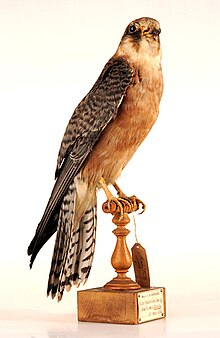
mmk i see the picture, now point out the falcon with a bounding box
[28,17,163,301]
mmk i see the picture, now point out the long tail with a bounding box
[47,182,97,301]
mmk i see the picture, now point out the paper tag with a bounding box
[131,243,150,288]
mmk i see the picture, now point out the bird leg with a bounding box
[113,182,146,214]
[99,177,131,218]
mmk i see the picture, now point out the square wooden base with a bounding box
[77,287,166,325]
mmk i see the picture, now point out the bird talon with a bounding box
[113,186,146,214]
[103,197,124,217]
[112,197,124,218]
[118,197,133,212]
[138,205,145,215]
[131,196,146,214]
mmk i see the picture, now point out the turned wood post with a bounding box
[102,202,140,290]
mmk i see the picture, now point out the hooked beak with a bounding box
[151,28,161,37]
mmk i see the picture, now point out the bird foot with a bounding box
[99,177,146,217]
[117,193,146,214]
[113,182,146,214]
[104,196,127,219]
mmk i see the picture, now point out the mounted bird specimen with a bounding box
[28,17,163,301]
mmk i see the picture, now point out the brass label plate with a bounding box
[138,288,165,323]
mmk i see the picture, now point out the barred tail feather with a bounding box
[47,182,97,301]
[71,206,97,286]
[47,183,76,298]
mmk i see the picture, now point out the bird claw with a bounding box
[100,178,146,217]
[109,197,123,214]
[104,196,125,219]
[118,194,146,214]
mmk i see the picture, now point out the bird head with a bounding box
[124,17,161,42]
[117,17,161,60]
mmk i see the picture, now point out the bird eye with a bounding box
[129,25,136,33]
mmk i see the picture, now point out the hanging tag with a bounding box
[131,243,150,288]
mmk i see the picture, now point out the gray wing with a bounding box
[28,57,133,265]
[55,57,133,177]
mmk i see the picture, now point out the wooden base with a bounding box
[77,287,166,325]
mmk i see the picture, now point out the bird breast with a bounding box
[82,60,163,187]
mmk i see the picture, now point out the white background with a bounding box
[0,0,220,337]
